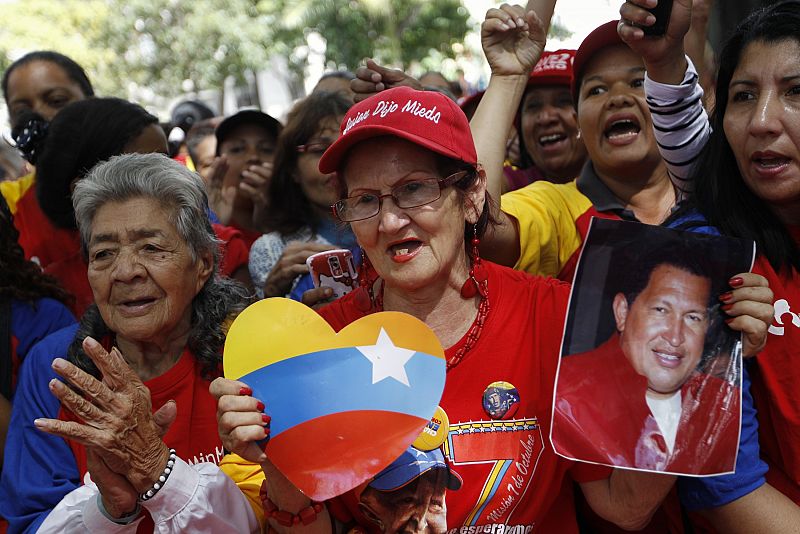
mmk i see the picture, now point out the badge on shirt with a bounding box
[483,381,520,420]
[413,406,450,451]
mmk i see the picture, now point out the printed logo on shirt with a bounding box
[448,524,534,534]
[768,298,800,336]
[443,418,543,527]
[187,444,226,466]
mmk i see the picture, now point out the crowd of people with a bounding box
[0,0,798,532]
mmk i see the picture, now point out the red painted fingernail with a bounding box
[256,401,265,412]
[725,318,734,324]
[730,277,744,287]
[262,414,271,424]
[721,303,733,312]
[239,386,252,396]
[719,291,733,302]
[264,427,271,437]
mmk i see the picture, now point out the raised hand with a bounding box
[618,0,693,83]
[351,59,422,103]
[481,4,547,77]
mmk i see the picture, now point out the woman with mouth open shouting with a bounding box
[472,16,682,281]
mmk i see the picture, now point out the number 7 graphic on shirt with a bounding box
[443,419,544,525]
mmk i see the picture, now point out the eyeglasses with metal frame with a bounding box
[332,170,471,223]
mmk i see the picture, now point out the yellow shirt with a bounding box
[219,454,267,528]
[0,172,35,214]
[500,180,593,277]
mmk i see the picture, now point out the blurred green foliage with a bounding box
[0,0,470,100]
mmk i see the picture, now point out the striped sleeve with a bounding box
[644,56,710,199]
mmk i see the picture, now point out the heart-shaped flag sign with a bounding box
[224,298,446,501]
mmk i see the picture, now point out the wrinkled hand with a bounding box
[88,449,139,519]
[351,59,422,103]
[721,273,774,358]
[210,378,269,464]
[301,286,335,310]
[481,4,547,77]
[263,241,337,297]
[34,337,171,493]
[86,399,177,518]
[618,0,693,80]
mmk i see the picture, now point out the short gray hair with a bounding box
[73,152,219,265]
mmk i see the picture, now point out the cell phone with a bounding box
[642,0,673,37]
[306,249,359,299]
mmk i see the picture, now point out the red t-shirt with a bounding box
[751,253,800,502]
[13,184,81,268]
[320,261,610,533]
[61,348,222,533]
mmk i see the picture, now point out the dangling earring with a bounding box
[461,223,488,299]
[355,247,376,312]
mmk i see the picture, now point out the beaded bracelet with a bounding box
[260,480,325,527]
[139,448,177,502]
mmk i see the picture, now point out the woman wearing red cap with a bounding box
[33,6,684,534]
[473,17,688,278]
[509,49,587,189]
[201,7,687,534]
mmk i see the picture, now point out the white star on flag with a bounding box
[356,328,416,387]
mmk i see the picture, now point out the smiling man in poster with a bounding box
[551,220,754,475]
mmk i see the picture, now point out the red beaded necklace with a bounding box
[372,277,490,371]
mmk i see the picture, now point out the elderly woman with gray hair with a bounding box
[0,152,252,532]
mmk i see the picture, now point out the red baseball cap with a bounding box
[528,49,575,88]
[318,86,477,174]
[571,20,624,102]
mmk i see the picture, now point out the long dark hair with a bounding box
[0,196,71,305]
[26,97,159,229]
[263,91,352,235]
[691,0,800,272]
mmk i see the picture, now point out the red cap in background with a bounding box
[528,49,575,88]
[571,20,624,102]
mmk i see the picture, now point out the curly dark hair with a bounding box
[0,196,71,304]
[30,97,159,229]
[65,277,251,381]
